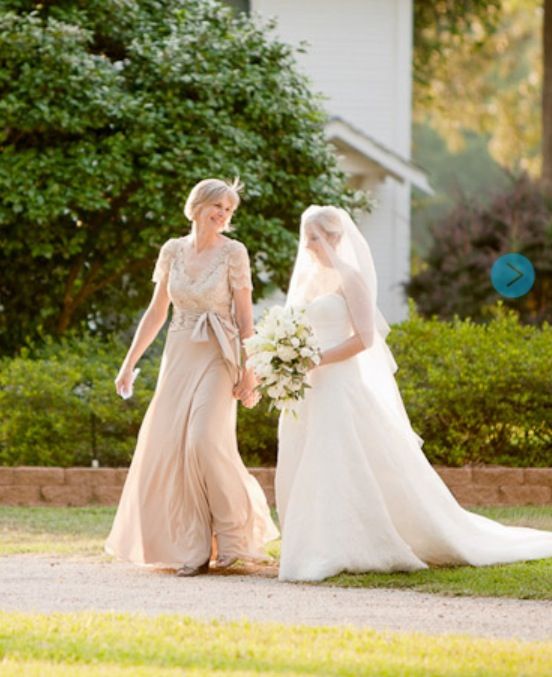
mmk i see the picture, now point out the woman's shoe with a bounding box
[176,559,210,577]
[214,555,238,569]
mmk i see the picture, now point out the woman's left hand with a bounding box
[233,368,260,408]
[240,390,261,409]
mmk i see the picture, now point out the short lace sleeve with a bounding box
[228,241,253,292]
[152,238,178,283]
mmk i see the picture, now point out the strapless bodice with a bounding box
[306,293,354,351]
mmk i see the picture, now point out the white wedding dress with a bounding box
[276,293,552,582]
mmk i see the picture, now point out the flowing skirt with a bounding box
[276,356,552,582]
[106,326,279,569]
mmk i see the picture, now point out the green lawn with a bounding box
[0,506,114,556]
[327,557,552,599]
[0,612,550,676]
[326,507,552,599]
[473,506,552,531]
[1,505,552,599]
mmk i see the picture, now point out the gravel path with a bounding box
[1,555,551,642]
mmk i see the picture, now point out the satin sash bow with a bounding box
[190,311,241,376]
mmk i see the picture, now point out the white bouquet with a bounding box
[244,305,321,413]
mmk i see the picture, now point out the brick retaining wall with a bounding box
[0,465,551,508]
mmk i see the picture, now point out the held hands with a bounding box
[233,367,260,409]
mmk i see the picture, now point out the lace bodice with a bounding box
[152,235,252,322]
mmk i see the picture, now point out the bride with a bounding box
[275,205,552,582]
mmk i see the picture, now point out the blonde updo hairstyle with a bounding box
[184,177,243,232]
[301,205,344,245]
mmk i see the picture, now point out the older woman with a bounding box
[106,178,278,576]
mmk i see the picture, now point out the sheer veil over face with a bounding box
[286,205,423,447]
[286,205,390,348]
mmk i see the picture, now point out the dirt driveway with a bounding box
[1,555,551,642]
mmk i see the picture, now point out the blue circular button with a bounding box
[491,254,535,298]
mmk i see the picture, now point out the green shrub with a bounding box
[0,330,277,467]
[0,333,161,467]
[388,302,552,466]
[1,305,550,468]
[406,175,552,324]
[237,398,279,467]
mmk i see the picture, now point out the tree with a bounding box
[414,0,502,91]
[405,175,552,324]
[414,0,552,192]
[414,1,542,175]
[0,0,357,354]
[543,0,552,193]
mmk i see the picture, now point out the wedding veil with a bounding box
[286,205,423,447]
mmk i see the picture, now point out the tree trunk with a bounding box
[543,0,552,195]
[56,256,151,335]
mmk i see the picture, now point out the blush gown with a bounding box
[106,235,279,569]
[276,293,552,582]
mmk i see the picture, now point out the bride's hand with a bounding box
[114,365,134,397]
[307,351,324,371]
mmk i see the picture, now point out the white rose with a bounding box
[279,375,293,390]
[260,308,284,335]
[277,345,298,362]
[267,383,285,399]
[266,306,285,324]
[282,319,296,335]
[276,322,294,341]
[247,352,269,367]
[263,372,278,386]
[244,335,272,354]
[255,362,274,379]
[306,335,319,349]
[259,321,276,338]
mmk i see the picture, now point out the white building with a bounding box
[248,0,432,323]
